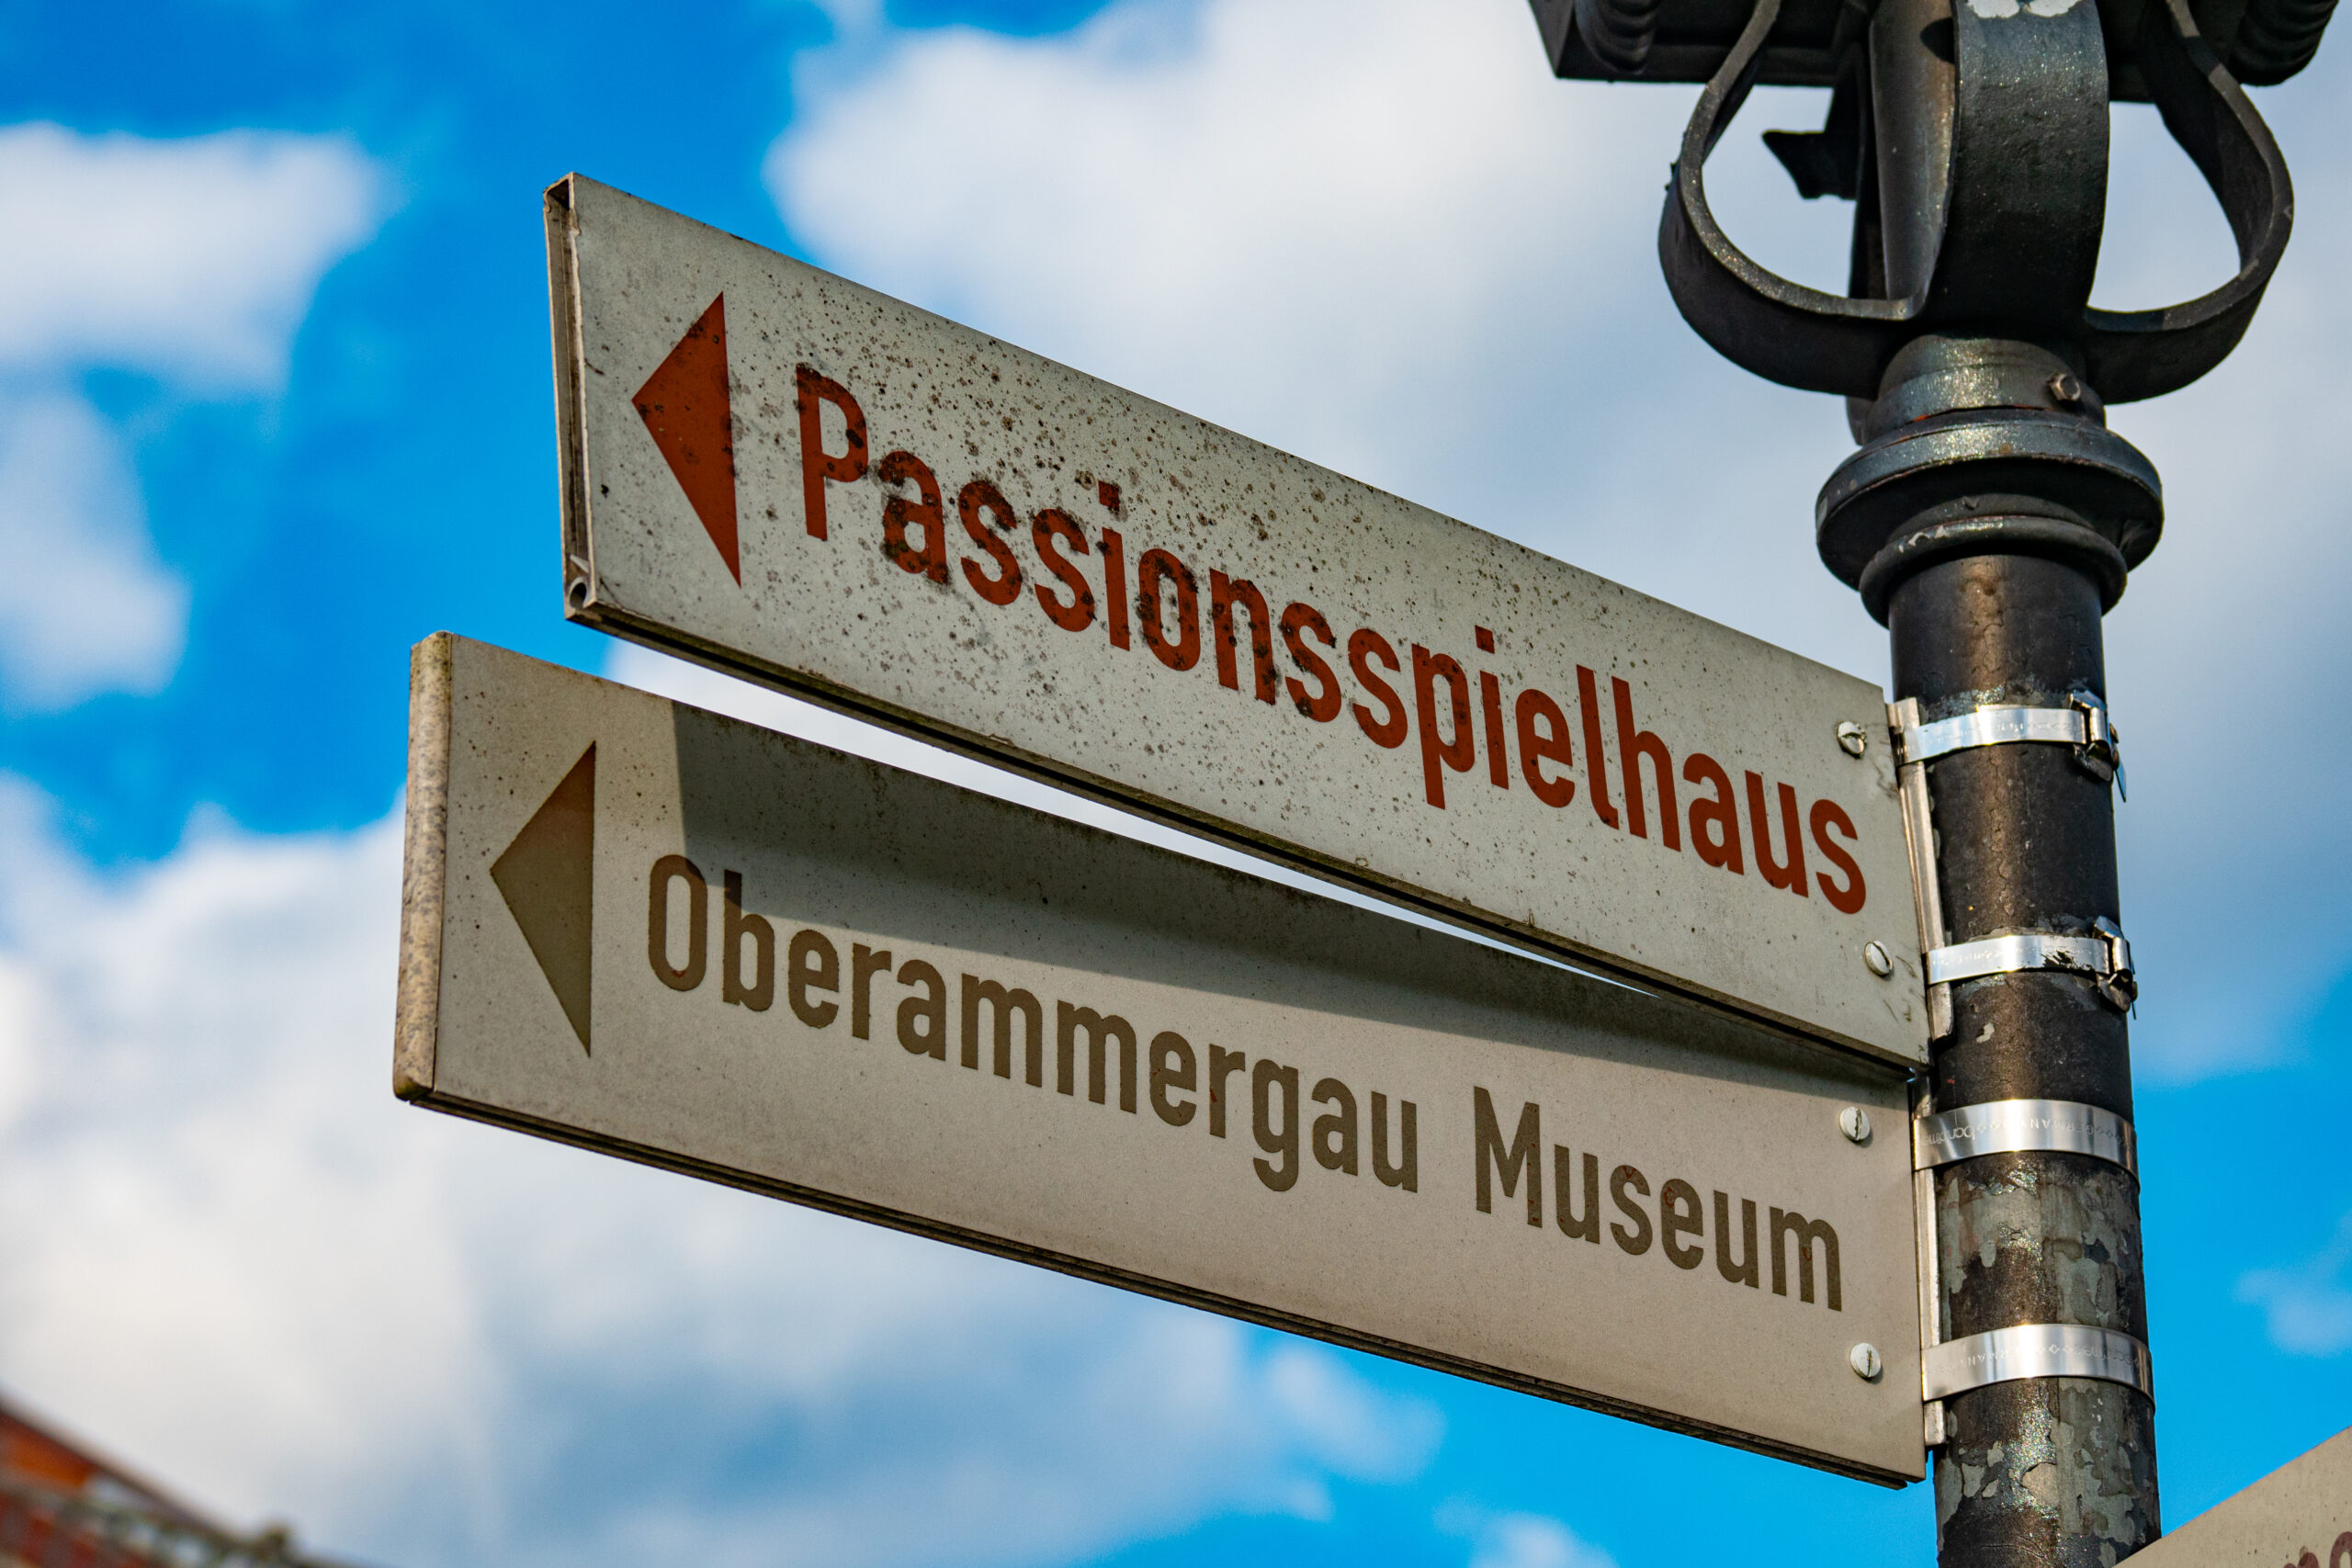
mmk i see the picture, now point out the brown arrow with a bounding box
[633,294,741,582]
[491,743,595,1054]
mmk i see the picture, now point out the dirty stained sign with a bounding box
[397,635,1925,1483]
[546,175,1928,1065]
[2126,1427,2352,1567]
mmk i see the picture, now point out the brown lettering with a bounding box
[1057,1002,1136,1109]
[961,974,1042,1080]
[721,869,774,1011]
[1100,526,1131,649]
[1713,1191,1759,1287]
[647,855,707,991]
[1251,1057,1301,1191]
[896,959,946,1059]
[1208,1044,1247,1136]
[1479,670,1510,787]
[851,943,893,1040]
[786,929,838,1027]
[1610,1164,1653,1255]
[1660,1178,1704,1269]
[1554,1147,1600,1242]
[1770,1207,1842,1308]
[1310,1077,1359,1174]
[1149,1031,1197,1125]
[1372,1092,1418,1191]
[1474,1088,1542,1225]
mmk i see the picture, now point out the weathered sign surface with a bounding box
[545,175,1926,1065]
[2129,1427,2352,1566]
[396,634,1925,1482]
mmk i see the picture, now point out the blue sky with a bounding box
[0,2,2346,1565]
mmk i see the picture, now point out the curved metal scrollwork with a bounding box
[1658,0,2295,405]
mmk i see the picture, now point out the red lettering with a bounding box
[1514,688,1576,807]
[1032,509,1095,632]
[1810,798,1867,913]
[1745,772,1809,897]
[956,479,1022,605]
[1280,603,1341,722]
[1613,677,1679,850]
[1101,527,1131,649]
[794,366,866,541]
[1683,753,1744,872]
[1412,645,1475,808]
[1577,666,1620,829]
[1479,671,1510,787]
[877,450,947,583]
[1137,548,1200,670]
[1349,628,1408,749]
[1210,571,1277,702]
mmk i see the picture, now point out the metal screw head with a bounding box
[1863,941,1894,977]
[1849,1342,1883,1382]
[1839,1105,1871,1144]
[2048,370,2083,405]
[1836,720,1868,758]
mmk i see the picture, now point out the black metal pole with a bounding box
[1891,547,2157,1564]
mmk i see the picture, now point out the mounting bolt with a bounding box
[1839,1105,1872,1144]
[1863,941,1894,977]
[1849,1342,1883,1382]
[1836,720,1868,758]
[2048,369,2084,406]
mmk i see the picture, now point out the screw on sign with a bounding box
[1523,0,2329,1561]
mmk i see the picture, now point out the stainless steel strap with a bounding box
[1892,693,2121,791]
[1925,919,2135,1010]
[1923,1324,2154,1402]
[1915,1099,2138,1176]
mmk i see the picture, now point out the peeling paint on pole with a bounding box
[397,634,1926,1482]
[545,175,1927,1066]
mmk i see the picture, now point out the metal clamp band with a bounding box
[1923,1325,2154,1403]
[1915,1099,2138,1176]
[1893,693,2122,792]
[1925,919,2136,1010]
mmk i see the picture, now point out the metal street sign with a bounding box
[396,634,1925,1482]
[545,175,1927,1066]
[2129,1428,2352,1567]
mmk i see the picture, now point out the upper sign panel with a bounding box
[548,175,1926,1064]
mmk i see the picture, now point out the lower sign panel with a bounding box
[396,635,1925,1483]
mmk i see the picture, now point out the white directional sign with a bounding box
[545,175,1927,1064]
[2129,1427,2352,1567]
[396,635,1925,1482]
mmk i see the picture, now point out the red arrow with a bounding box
[633,294,741,582]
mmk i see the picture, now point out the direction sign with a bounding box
[396,634,1925,1482]
[545,175,1927,1065]
[2129,1427,2351,1566]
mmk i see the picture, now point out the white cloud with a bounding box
[1436,1499,1619,1568]
[0,122,383,711]
[2237,1213,2352,1357]
[0,122,381,392]
[0,393,187,707]
[0,774,1440,1567]
[764,0,2352,1081]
